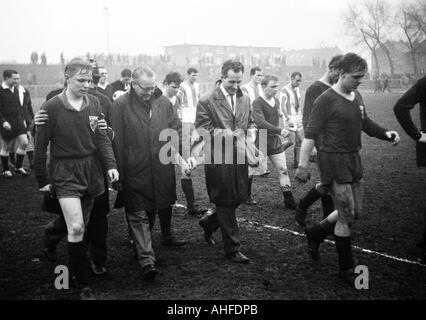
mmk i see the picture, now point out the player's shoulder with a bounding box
[252,95,263,106]
[313,87,336,106]
[41,94,62,112]
[414,76,426,89]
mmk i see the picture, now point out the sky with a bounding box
[0,0,400,63]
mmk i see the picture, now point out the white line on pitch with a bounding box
[174,203,425,267]
[238,218,426,268]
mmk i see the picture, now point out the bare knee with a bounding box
[277,166,289,176]
[334,194,355,226]
[69,222,84,237]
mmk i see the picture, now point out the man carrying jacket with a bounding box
[196,60,251,264]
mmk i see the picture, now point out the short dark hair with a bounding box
[250,66,262,76]
[121,68,132,78]
[3,69,18,79]
[64,58,92,79]
[92,67,101,85]
[187,67,198,75]
[328,54,343,69]
[336,53,368,74]
[290,71,302,79]
[221,60,244,78]
[163,72,183,85]
[132,67,154,80]
[261,75,279,87]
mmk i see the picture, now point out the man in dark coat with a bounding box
[111,67,196,279]
[195,60,251,264]
[394,76,426,263]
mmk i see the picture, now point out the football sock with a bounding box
[27,150,34,163]
[1,156,9,171]
[16,154,24,169]
[321,194,334,218]
[68,241,89,287]
[334,235,355,271]
[248,177,253,198]
[9,152,16,165]
[299,186,321,211]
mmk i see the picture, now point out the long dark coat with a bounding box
[111,87,182,212]
[195,87,251,206]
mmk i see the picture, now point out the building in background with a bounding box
[163,44,342,68]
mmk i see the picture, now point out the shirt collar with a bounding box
[2,82,14,91]
[219,83,232,99]
[59,89,90,111]
[98,82,108,90]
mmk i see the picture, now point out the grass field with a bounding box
[0,91,425,300]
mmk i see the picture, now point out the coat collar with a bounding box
[212,86,244,118]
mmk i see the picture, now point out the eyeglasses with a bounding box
[134,82,156,92]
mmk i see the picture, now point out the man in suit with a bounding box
[196,60,251,263]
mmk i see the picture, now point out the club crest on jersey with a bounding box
[89,116,98,132]
[359,105,365,119]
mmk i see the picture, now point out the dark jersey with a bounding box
[34,92,117,187]
[305,88,389,153]
[394,76,426,141]
[302,80,330,129]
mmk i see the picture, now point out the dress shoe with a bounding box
[199,219,215,245]
[260,169,270,177]
[187,205,208,216]
[142,264,158,280]
[90,260,107,276]
[226,251,250,264]
[161,237,186,247]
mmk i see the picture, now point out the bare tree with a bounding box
[343,0,395,76]
[396,2,422,74]
[405,0,426,38]
[344,4,380,76]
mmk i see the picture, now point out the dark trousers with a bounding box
[44,191,109,267]
[202,205,240,254]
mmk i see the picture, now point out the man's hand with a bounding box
[187,157,197,171]
[39,184,52,193]
[108,169,119,183]
[295,165,311,183]
[98,113,107,130]
[419,132,426,143]
[233,128,245,138]
[34,110,49,125]
[280,128,290,138]
[2,121,11,131]
[386,131,400,145]
[286,119,295,129]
